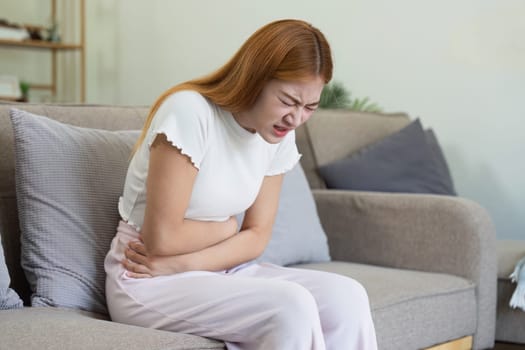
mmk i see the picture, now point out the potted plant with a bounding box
[319,81,382,112]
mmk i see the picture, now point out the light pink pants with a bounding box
[105,221,378,350]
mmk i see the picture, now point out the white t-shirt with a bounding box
[119,90,300,229]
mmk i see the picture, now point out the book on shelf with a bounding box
[0,23,29,41]
[0,26,30,41]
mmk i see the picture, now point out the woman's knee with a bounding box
[320,275,373,321]
[265,281,320,331]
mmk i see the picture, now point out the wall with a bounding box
[2,0,524,239]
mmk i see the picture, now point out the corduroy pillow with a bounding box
[10,108,139,315]
[318,119,456,195]
[253,163,330,266]
[0,234,24,310]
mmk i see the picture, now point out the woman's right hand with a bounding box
[123,216,239,278]
[123,239,187,278]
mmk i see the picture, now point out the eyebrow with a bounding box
[280,91,320,106]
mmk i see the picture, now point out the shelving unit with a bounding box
[0,0,85,102]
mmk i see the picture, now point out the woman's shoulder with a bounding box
[154,90,216,125]
[161,90,211,112]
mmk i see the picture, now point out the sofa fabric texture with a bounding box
[0,103,498,350]
[0,307,225,350]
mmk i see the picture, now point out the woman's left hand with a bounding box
[123,239,186,278]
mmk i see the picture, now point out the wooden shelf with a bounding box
[0,38,82,50]
[0,0,85,102]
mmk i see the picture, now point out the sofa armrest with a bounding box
[312,189,497,348]
[0,307,225,350]
[313,189,496,277]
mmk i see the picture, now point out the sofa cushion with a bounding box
[318,119,456,195]
[0,233,24,309]
[295,261,477,349]
[10,108,139,314]
[0,307,225,350]
[245,164,331,266]
[0,104,148,305]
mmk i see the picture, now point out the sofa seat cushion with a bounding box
[0,307,225,350]
[294,261,477,350]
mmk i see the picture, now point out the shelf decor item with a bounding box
[46,21,60,43]
[0,75,22,101]
[0,19,29,41]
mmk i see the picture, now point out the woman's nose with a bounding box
[284,108,303,128]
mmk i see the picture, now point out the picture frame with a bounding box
[0,75,22,100]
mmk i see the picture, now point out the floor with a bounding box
[494,343,525,350]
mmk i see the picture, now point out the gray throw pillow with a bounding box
[237,164,331,266]
[10,108,139,315]
[318,119,456,195]
[0,235,24,309]
[425,129,456,194]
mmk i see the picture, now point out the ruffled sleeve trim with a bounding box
[147,130,202,170]
[118,197,141,231]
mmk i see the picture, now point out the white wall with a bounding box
[2,0,524,240]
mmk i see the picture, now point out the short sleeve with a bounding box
[266,130,302,176]
[146,91,211,169]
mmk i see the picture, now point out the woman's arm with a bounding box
[140,134,238,256]
[124,173,284,277]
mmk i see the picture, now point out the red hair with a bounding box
[133,19,333,153]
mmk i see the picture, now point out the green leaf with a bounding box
[319,81,382,112]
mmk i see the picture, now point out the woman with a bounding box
[105,19,378,350]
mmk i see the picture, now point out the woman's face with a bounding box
[233,76,325,144]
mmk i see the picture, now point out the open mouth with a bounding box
[273,125,290,137]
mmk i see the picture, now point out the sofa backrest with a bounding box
[0,102,409,302]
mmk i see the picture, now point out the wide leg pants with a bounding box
[105,221,378,350]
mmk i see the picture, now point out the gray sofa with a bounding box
[0,103,497,350]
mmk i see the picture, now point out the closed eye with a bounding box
[279,98,294,107]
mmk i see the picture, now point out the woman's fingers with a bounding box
[123,245,153,278]
[125,248,146,265]
[124,270,152,279]
[129,240,147,255]
[122,257,152,278]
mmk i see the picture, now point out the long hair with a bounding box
[133,19,333,153]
